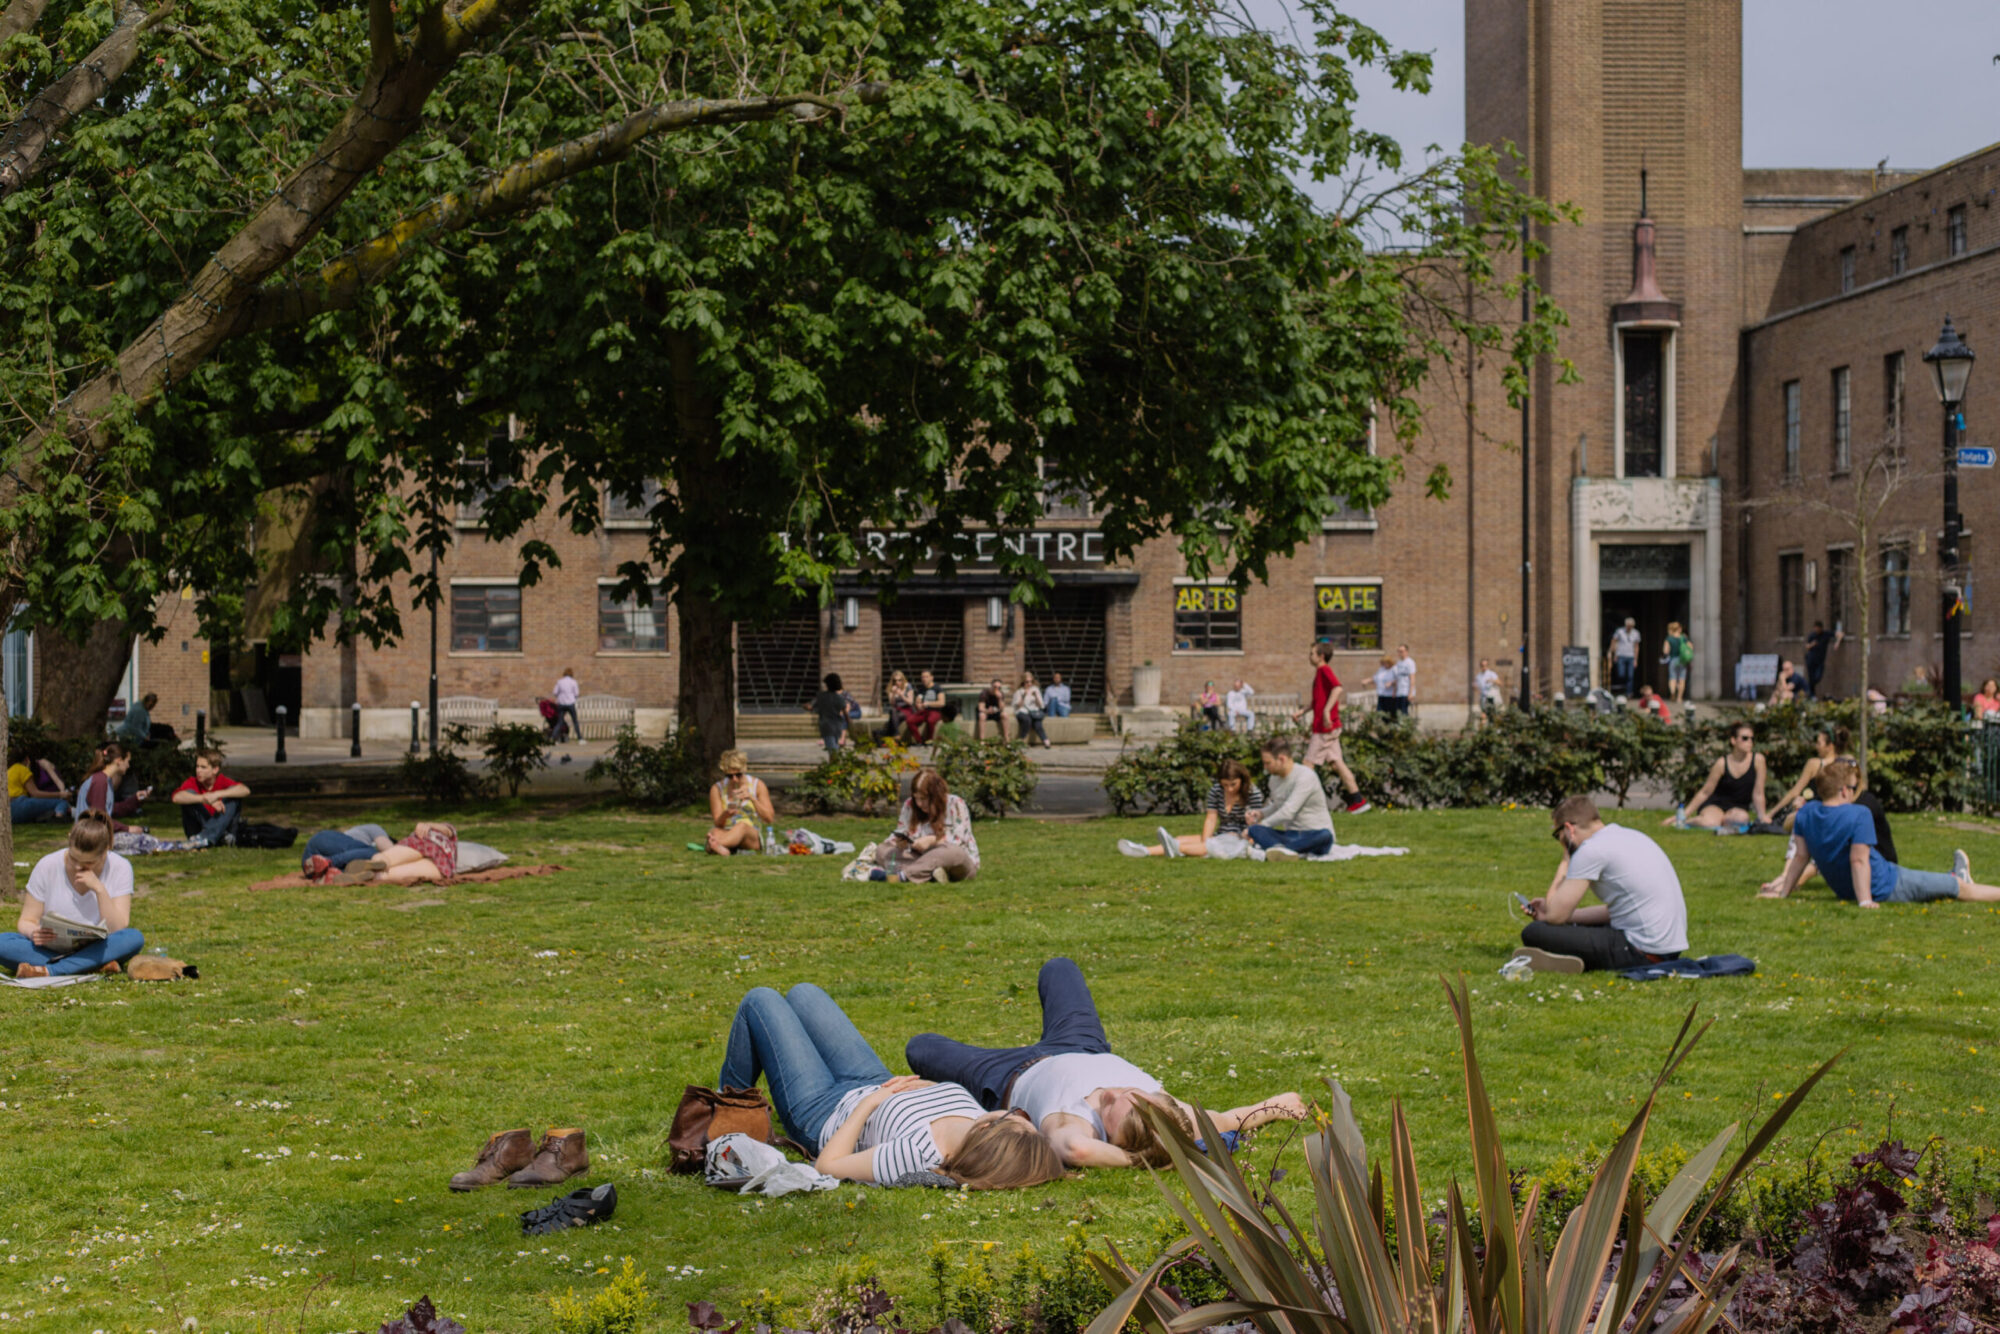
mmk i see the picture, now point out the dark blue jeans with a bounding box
[0,927,145,975]
[304,829,378,871]
[180,799,241,844]
[1247,826,1334,856]
[1611,656,1636,696]
[717,984,892,1153]
[906,957,1111,1111]
[9,796,68,823]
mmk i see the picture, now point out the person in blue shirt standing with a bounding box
[1772,760,2000,908]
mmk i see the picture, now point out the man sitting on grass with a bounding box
[1769,761,2000,909]
[1511,796,1688,973]
[1244,735,1333,860]
[172,749,250,847]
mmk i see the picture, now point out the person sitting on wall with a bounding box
[1043,672,1073,718]
[1225,678,1257,732]
[1770,761,2000,908]
[884,670,915,742]
[1635,683,1672,723]
[1243,735,1334,861]
[975,678,1010,741]
[172,749,250,847]
[7,745,71,825]
[1510,796,1688,974]
[0,813,146,978]
[907,670,947,744]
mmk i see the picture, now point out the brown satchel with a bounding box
[668,1085,794,1174]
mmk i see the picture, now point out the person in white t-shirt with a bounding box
[1390,644,1417,718]
[1510,796,1689,974]
[1475,659,1503,721]
[908,957,1309,1168]
[1607,618,1641,698]
[1224,679,1256,733]
[0,813,145,978]
[550,669,582,743]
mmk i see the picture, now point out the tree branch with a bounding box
[240,86,889,333]
[0,0,49,43]
[0,0,158,199]
[367,0,395,72]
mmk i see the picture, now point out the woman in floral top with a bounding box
[873,768,980,884]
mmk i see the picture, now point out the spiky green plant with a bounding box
[1086,976,1839,1334]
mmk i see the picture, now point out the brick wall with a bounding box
[134,593,212,731]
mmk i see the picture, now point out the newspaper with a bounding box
[40,912,108,955]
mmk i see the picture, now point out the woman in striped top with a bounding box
[718,984,1066,1190]
[1117,759,1266,858]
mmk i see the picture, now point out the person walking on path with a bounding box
[1608,619,1640,698]
[1512,796,1688,973]
[1244,735,1335,860]
[1662,622,1693,704]
[810,673,852,753]
[1291,643,1368,813]
[1372,655,1396,717]
[1392,645,1417,718]
[0,813,146,978]
[550,669,582,743]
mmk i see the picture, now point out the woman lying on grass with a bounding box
[719,984,1065,1189]
[302,823,460,884]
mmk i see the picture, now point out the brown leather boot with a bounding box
[449,1129,535,1192]
[507,1128,588,1188]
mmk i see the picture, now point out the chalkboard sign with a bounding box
[1561,646,1592,698]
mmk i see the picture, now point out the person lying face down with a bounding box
[906,957,1307,1169]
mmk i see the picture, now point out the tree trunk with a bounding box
[667,330,737,774]
[36,617,133,738]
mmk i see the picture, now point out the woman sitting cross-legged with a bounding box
[707,750,774,855]
[719,983,1066,1189]
[0,812,145,978]
[871,767,980,883]
[1119,759,1267,859]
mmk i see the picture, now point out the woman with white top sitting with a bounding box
[717,984,1066,1189]
[1012,671,1052,748]
[0,813,145,978]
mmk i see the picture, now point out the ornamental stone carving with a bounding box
[1575,477,1715,532]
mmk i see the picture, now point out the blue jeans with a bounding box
[551,703,580,741]
[717,985,892,1153]
[180,799,241,844]
[906,957,1112,1111]
[1247,826,1335,856]
[1884,866,1959,904]
[1046,698,1071,718]
[9,796,68,823]
[0,927,145,976]
[1611,656,1636,696]
[304,829,378,871]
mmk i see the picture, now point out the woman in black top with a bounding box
[1668,722,1767,829]
[809,673,851,753]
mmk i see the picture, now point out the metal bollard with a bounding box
[350,702,362,758]
[274,705,288,763]
[194,709,206,749]
[409,701,422,755]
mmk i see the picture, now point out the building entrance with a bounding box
[880,596,965,687]
[1024,588,1107,711]
[1599,543,1690,697]
[737,606,821,713]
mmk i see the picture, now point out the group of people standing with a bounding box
[1606,618,1695,705]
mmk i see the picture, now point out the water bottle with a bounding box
[1498,955,1534,983]
[762,824,781,855]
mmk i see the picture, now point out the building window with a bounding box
[451,584,522,653]
[1884,351,1905,450]
[1322,416,1378,528]
[1882,545,1911,636]
[1779,552,1806,637]
[1890,226,1909,276]
[605,480,662,525]
[1039,457,1093,521]
[1172,584,1241,652]
[1825,546,1852,633]
[456,424,513,527]
[1948,205,1968,257]
[1312,582,1383,652]
[598,583,667,652]
[1621,331,1665,477]
[1839,246,1855,294]
[1782,380,1801,480]
[1831,366,1851,472]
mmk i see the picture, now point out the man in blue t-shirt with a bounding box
[1774,761,2000,908]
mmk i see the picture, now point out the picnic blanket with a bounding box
[1204,833,1408,862]
[249,864,568,892]
[1618,953,1757,982]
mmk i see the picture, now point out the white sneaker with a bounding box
[1117,839,1149,858]
[1955,849,1972,885]
[1264,846,1299,862]
[1156,828,1179,858]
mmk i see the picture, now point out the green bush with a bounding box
[398,724,494,805]
[793,736,922,816]
[1100,721,1263,815]
[584,724,708,808]
[548,1258,651,1334]
[6,715,203,803]
[478,722,549,797]
[934,736,1037,817]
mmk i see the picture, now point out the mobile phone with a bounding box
[1510,892,1531,917]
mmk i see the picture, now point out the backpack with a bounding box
[234,822,298,849]
[1674,636,1695,664]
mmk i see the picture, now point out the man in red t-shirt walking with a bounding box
[1293,643,1369,814]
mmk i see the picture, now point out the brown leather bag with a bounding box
[668,1085,789,1174]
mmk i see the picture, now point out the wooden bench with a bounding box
[575,694,636,740]
[436,696,499,735]
[1250,692,1301,722]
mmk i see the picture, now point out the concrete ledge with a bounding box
[1044,716,1098,745]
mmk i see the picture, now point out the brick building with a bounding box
[189,0,2000,737]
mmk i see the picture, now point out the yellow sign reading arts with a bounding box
[1316,584,1378,613]
[1175,586,1238,613]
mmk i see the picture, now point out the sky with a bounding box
[1255,0,2000,173]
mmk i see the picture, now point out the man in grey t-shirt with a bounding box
[1511,795,1689,973]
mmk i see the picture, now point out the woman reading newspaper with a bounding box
[0,812,145,978]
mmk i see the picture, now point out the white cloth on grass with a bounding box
[704,1133,840,1196]
[0,972,102,989]
[1304,844,1408,861]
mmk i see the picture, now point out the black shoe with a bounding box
[519,1183,616,1235]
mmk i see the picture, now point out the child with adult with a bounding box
[172,749,250,846]
[1666,722,1767,829]
[1372,655,1397,717]
[1012,672,1052,748]
[1244,734,1333,860]
[1511,796,1688,973]
[706,750,775,855]
[1769,761,2000,908]
[1117,758,1267,859]
[0,813,145,978]
[1290,642,1370,814]
[869,767,979,883]
[719,982,1066,1189]
[906,956,1308,1170]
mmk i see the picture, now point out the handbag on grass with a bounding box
[668,1085,804,1173]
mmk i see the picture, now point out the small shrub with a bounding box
[479,721,549,797]
[585,724,707,808]
[1100,721,1262,816]
[398,724,495,805]
[934,736,1036,817]
[550,1258,652,1334]
[794,736,921,816]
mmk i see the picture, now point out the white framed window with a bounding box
[450,581,522,653]
[1322,414,1379,530]
[1882,544,1911,636]
[1948,205,1968,258]
[1890,226,1909,276]
[605,480,663,527]
[456,420,519,528]
[597,582,668,653]
[1884,351,1905,450]
[1038,457,1093,521]
[1839,246,1856,294]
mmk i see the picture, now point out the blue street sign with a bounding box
[1959,446,1995,469]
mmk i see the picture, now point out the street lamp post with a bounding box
[1925,317,1975,716]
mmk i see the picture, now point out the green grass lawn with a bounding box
[6,801,2000,1333]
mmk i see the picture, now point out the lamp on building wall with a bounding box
[1924,316,1976,715]
[842,596,859,632]
[986,596,1005,630]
